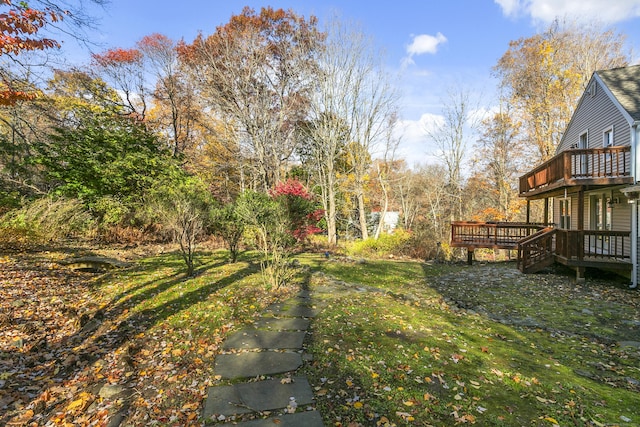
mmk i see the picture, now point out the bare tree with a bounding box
[425,86,478,221]
[307,17,400,241]
[137,34,199,157]
[373,113,400,239]
[393,163,422,230]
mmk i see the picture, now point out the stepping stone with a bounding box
[277,305,318,318]
[203,377,315,418]
[221,411,324,426]
[266,304,317,318]
[222,330,306,350]
[215,351,302,379]
[296,290,312,299]
[252,317,310,331]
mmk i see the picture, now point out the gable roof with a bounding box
[596,64,640,122]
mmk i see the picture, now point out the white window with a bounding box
[579,132,588,175]
[603,127,614,148]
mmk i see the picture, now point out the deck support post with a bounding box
[526,200,530,223]
[544,198,549,225]
[576,267,586,283]
[467,248,474,265]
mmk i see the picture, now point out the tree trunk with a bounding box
[357,190,368,240]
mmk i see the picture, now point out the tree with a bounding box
[35,112,176,212]
[236,190,293,288]
[425,86,478,222]
[91,47,147,119]
[0,0,60,104]
[494,21,629,162]
[138,33,200,157]
[306,17,399,241]
[178,7,324,190]
[210,201,245,263]
[0,0,106,104]
[473,99,525,221]
[296,112,349,245]
[153,177,211,276]
[392,161,421,230]
[236,180,321,288]
[372,114,400,239]
[269,178,323,242]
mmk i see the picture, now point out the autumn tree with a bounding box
[494,20,629,162]
[91,47,147,119]
[138,33,200,157]
[472,99,525,221]
[0,0,106,104]
[178,7,324,190]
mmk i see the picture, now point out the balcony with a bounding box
[519,146,633,197]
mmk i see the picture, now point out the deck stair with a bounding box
[516,227,556,273]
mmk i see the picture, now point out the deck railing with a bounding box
[519,146,631,195]
[555,229,631,262]
[451,222,546,249]
[451,222,632,271]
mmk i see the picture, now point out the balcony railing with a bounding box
[519,146,632,196]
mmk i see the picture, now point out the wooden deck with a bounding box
[451,222,632,273]
[451,222,546,250]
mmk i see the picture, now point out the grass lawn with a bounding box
[1,247,638,426]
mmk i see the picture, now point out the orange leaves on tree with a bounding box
[0,0,65,104]
[91,48,143,67]
[0,2,61,55]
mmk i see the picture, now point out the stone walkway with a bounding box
[202,289,324,426]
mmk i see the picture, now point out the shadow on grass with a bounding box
[0,249,266,426]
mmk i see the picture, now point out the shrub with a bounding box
[0,197,95,248]
[347,229,411,258]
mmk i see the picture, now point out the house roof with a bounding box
[596,64,640,122]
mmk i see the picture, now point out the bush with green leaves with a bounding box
[234,180,323,288]
[235,190,294,288]
[35,113,180,224]
[347,229,411,258]
[148,177,212,276]
[209,201,245,263]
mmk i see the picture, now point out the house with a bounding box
[451,64,640,288]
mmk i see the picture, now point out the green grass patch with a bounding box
[302,258,640,426]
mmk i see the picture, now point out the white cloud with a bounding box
[392,114,445,164]
[407,33,448,55]
[402,33,447,68]
[495,0,640,24]
[495,0,521,17]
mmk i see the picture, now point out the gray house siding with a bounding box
[556,79,631,153]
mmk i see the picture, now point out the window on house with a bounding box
[579,132,588,176]
[559,198,571,229]
[603,127,613,148]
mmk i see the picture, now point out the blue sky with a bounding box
[66,0,640,163]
